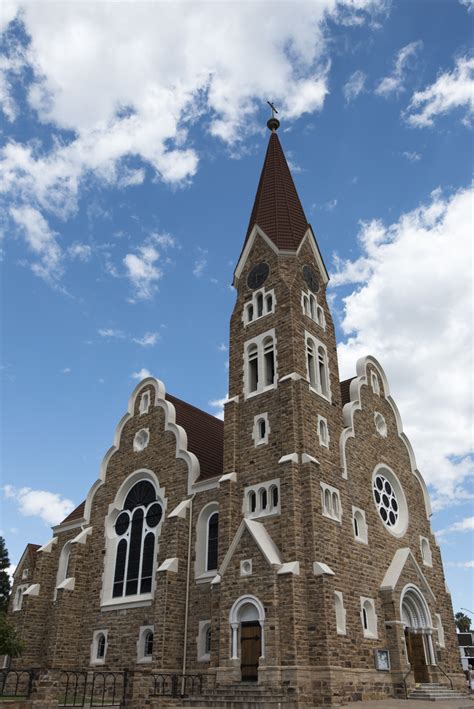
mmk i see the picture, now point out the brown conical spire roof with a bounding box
[244,129,309,251]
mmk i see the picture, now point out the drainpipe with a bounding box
[181,495,195,694]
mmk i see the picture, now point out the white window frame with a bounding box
[317,415,330,448]
[334,591,347,635]
[420,536,432,567]
[301,290,326,329]
[360,598,378,639]
[195,502,219,582]
[21,568,29,580]
[243,287,276,326]
[133,428,150,452]
[137,625,154,664]
[305,331,331,402]
[12,584,28,611]
[252,413,270,447]
[371,371,381,395]
[244,479,280,520]
[54,540,73,600]
[139,391,151,415]
[320,483,341,522]
[197,620,211,662]
[91,630,108,666]
[243,329,277,399]
[240,559,253,577]
[435,613,445,648]
[352,507,368,544]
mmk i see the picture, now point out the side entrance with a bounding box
[405,630,429,683]
[241,621,261,681]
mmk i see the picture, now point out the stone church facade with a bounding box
[7,120,465,708]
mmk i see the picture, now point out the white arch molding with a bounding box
[229,594,265,661]
[400,584,436,665]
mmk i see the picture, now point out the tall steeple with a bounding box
[244,120,310,252]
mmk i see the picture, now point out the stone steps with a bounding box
[408,683,468,701]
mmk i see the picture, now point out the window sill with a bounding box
[101,594,152,611]
[246,509,280,520]
[137,656,152,664]
[197,654,210,663]
[362,631,378,640]
[244,384,277,401]
[322,511,341,523]
[309,385,331,404]
[355,536,368,545]
[90,659,106,666]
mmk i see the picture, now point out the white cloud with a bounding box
[62,367,71,374]
[343,70,367,103]
[123,244,163,301]
[332,185,473,508]
[98,328,125,339]
[375,41,423,97]
[406,56,474,128]
[7,564,16,581]
[447,560,474,569]
[131,368,152,380]
[3,484,75,526]
[0,1,384,231]
[402,151,421,162]
[217,343,228,352]
[209,396,228,421]
[459,0,474,12]
[68,242,92,261]
[436,516,474,539]
[10,206,63,283]
[193,248,208,278]
[132,332,160,347]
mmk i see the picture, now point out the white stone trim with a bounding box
[244,478,280,519]
[56,577,75,592]
[352,507,368,544]
[334,591,347,635]
[71,527,92,545]
[420,536,432,567]
[139,391,150,414]
[133,428,150,452]
[277,561,300,576]
[296,229,330,283]
[137,625,154,664]
[195,501,219,579]
[218,519,282,580]
[374,412,387,437]
[317,415,330,447]
[313,562,335,577]
[23,583,40,597]
[12,584,29,611]
[90,630,108,666]
[54,540,72,600]
[252,413,270,447]
[320,482,342,522]
[301,453,320,465]
[435,613,445,648]
[157,558,179,573]
[279,372,303,382]
[380,548,436,602]
[240,559,253,577]
[229,594,266,660]
[37,538,57,554]
[197,620,211,662]
[101,597,152,612]
[372,464,408,538]
[168,499,192,519]
[400,584,433,631]
[278,453,298,464]
[339,356,432,521]
[360,597,378,639]
[301,289,326,330]
[219,472,237,484]
[243,328,277,399]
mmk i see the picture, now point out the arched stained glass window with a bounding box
[112,481,163,598]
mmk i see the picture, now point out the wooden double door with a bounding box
[241,621,261,681]
[406,629,429,682]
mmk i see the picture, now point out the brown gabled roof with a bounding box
[167,393,224,481]
[27,543,41,553]
[243,131,310,252]
[60,501,85,525]
[58,393,224,526]
[340,378,355,406]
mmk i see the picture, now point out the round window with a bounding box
[372,467,408,537]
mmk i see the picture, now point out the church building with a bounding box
[6,116,465,708]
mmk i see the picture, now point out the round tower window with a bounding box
[372,467,408,538]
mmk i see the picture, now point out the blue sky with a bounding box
[0,0,473,615]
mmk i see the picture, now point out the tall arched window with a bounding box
[206,512,219,571]
[112,480,163,598]
[248,344,259,392]
[263,337,275,386]
[307,338,317,387]
[317,346,329,397]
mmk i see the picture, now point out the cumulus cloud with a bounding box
[98,328,125,339]
[447,560,474,569]
[459,0,474,12]
[402,151,421,162]
[435,516,474,539]
[193,248,208,278]
[375,41,423,97]
[406,56,474,128]
[123,244,163,301]
[132,332,160,347]
[3,484,75,526]
[343,70,367,103]
[209,396,228,421]
[332,185,473,508]
[68,242,92,262]
[131,368,152,380]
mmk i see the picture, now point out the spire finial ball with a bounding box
[267,117,280,132]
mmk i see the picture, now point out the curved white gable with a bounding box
[339,355,431,519]
[83,377,201,523]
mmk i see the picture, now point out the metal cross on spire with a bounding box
[266,100,280,132]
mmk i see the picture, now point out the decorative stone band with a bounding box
[157,557,179,574]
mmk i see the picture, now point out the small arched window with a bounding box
[260,488,268,510]
[324,488,331,513]
[371,371,380,395]
[317,346,329,397]
[334,592,346,635]
[361,598,378,638]
[307,338,317,387]
[332,493,339,517]
[247,344,259,392]
[362,606,368,630]
[318,417,329,447]
[316,306,325,328]
[256,293,264,318]
[263,337,275,386]
[139,391,150,414]
[97,634,106,659]
[205,627,212,655]
[144,631,154,657]
[248,491,257,513]
[270,485,279,509]
[206,512,219,571]
[265,294,273,312]
[112,480,163,598]
[303,295,310,316]
[258,418,266,440]
[309,294,316,320]
[247,304,254,322]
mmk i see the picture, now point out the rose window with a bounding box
[373,473,399,528]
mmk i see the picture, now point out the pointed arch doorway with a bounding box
[229,595,265,682]
[401,585,435,683]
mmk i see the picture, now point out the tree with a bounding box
[0,614,25,658]
[0,536,11,615]
[455,612,472,632]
